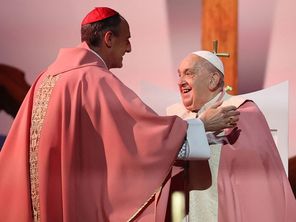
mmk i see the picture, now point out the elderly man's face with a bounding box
[178,55,212,112]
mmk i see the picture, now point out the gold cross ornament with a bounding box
[212,40,230,57]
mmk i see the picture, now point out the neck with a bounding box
[207,89,223,103]
[195,90,224,116]
[88,46,110,69]
[194,89,223,112]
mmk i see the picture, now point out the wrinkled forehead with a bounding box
[178,54,208,73]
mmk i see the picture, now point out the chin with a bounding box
[182,102,193,111]
[111,63,123,69]
[186,106,196,112]
[183,102,200,112]
[117,60,123,68]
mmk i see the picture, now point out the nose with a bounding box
[178,76,186,86]
[126,41,131,53]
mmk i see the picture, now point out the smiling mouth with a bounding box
[181,88,191,94]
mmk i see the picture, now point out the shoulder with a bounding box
[238,100,262,116]
[222,95,248,108]
[58,65,113,85]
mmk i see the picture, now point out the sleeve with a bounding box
[177,119,210,160]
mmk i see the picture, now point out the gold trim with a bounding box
[29,75,59,222]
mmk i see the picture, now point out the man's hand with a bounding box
[199,101,240,132]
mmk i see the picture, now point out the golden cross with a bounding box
[212,40,230,57]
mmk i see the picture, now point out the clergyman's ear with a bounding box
[209,72,221,91]
[103,31,113,48]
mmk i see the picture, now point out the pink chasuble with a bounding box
[217,99,296,222]
[167,94,296,222]
[0,42,187,222]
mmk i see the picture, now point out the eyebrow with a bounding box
[185,68,191,73]
[178,68,193,74]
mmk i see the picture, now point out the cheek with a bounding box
[191,81,204,102]
[189,79,200,93]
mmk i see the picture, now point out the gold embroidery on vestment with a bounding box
[29,75,59,222]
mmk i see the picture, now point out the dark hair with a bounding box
[81,13,122,47]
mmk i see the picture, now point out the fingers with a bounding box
[230,126,239,132]
[225,109,240,117]
[229,116,239,123]
[220,116,236,129]
[222,106,240,125]
[213,130,223,136]
[222,105,237,112]
[222,116,239,129]
[220,107,240,128]
[226,122,237,128]
[226,127,241,144]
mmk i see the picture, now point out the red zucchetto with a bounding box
[81,7,119,26]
